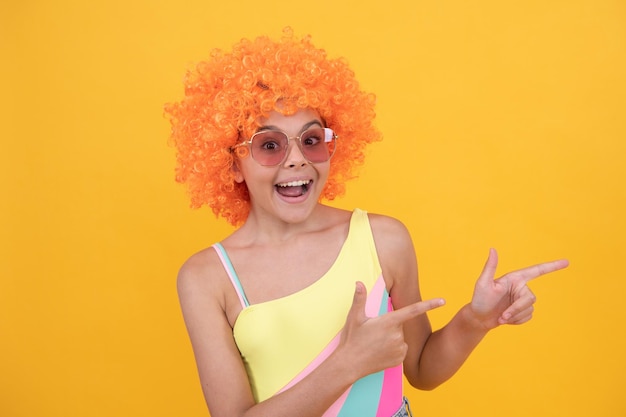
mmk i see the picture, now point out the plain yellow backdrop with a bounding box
[2,0,625,416]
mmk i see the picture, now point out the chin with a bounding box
[273,197,321,224]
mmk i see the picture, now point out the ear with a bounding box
[231,159,245,184]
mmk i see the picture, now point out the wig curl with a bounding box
[165,28,382,226]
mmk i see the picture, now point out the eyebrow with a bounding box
[255,119,324,134]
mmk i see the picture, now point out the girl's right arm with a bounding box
[177,251,355,417]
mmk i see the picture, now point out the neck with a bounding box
[235,203,332,244]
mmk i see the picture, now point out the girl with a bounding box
[165,28,568,417]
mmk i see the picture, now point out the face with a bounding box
[233,108,330,225]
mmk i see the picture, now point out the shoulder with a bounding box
[177,247,215,286]
[177,246,226,307]
[366,212,414,254]
[366,212,419,292]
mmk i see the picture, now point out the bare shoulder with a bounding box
[177,246,227,310]
[366,213,414,254]
[366,213,419,296]
[178,247,217,289]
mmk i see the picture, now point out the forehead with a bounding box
[256,108,322,133]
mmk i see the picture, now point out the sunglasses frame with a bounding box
[231,127,338,167]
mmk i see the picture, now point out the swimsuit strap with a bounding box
[212,243,250,308]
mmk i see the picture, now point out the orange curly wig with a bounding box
[165,28,382,226]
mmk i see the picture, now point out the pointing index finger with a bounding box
[514,259,570,283]
[387,298,446,325]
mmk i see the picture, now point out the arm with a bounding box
[177,251,353,417]
[177,250,444,417]
[370,215,569,390]
[412,249,568,389]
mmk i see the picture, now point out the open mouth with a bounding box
[275,180,312,197]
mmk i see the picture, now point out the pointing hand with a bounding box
[339,282,445,377]
[470,249,569,330]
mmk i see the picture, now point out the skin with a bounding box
[177,109,569,417]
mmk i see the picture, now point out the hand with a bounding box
[339,282,445,378]
[469,248,569,330]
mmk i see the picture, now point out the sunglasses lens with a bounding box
[250,131,289,166]
[300,128,336,163]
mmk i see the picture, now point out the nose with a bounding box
[282,139,308,167]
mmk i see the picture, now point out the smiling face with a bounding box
[233,108,331,226]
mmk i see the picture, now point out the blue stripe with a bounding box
[214,243,250,307]
[336,289,388,416]
[378,288,390,316]
[336,371,384,417]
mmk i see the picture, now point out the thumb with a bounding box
[476,248,499,287]
[346,281,368,325]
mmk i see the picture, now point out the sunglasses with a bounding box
[231,127,338,167]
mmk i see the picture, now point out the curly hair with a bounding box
[165,28,382,226]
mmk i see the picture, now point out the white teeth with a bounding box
[276,180,311,187]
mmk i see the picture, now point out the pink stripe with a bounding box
[278,332,352,416]
[322,386,351,417]
[278,333,341,393]
[365,275,386,317]
[375,365,403,417]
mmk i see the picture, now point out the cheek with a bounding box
[237,162,277,189]
[318,163,331,181]
[233,155,263,185]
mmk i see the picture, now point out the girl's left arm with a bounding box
[370,214,569,390]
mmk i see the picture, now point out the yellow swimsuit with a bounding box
[213,209,403,416]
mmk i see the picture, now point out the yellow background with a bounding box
[2,0,624,415]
